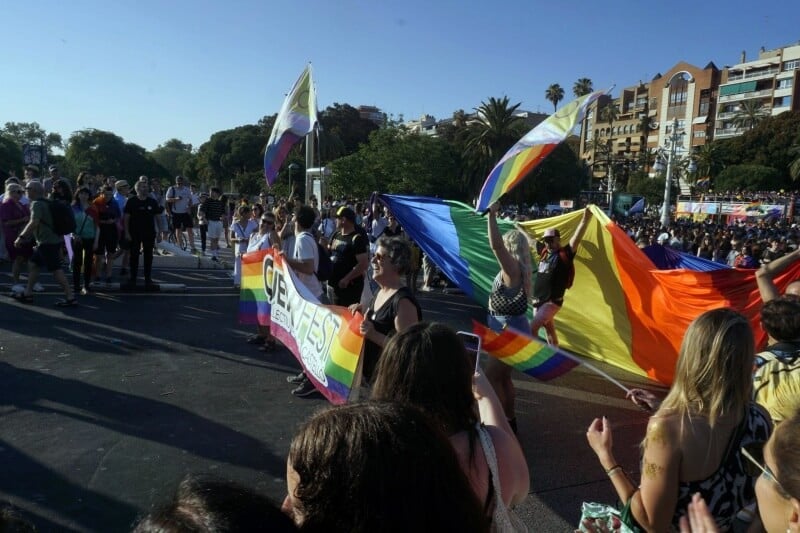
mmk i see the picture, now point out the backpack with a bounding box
[302,231,332,282]
[315,241,333,282]
[753,344,800,423]
[46,200,77,236]
[559,248,575,289]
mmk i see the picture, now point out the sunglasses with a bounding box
[741,442,792,500]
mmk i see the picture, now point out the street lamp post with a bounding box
[656,118,682,228]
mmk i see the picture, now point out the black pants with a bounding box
[130,234,155,283]
[71,237,95,290]
[199,224,207,252]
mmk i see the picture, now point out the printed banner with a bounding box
[239,250,271,326]
[262,250,365,404]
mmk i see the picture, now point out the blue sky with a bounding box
[2,0,798,152]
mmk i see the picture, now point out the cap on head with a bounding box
[543,228,560,238]
[115,179,130,189]
[336,206,356,222]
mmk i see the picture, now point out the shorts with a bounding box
[97,225,118,254]
[172,212,193,230]
[31,242,63,272]
[487,313,529,334]
[531,301,561,327]
[206,220,224,239]
[155,213,168,233]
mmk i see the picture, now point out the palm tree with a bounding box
[789,143,800,181]
[464,96,524,191]
[732,100,769,131]
[693,142,722,179]
[573,78,593,97]
[600,102,619,126]
[545,84,565,112]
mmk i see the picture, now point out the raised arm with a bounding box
[756,247,800,303]
[569,206,593,251]
[488,203,520,286]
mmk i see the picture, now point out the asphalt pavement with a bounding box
[0,242,662,532]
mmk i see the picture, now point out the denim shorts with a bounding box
[486,313,529,334]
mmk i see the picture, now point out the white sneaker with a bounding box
[33,282,45,292]
[11,284,24,294]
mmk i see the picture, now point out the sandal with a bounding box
[55,298,78,307]
[11,293,34,303]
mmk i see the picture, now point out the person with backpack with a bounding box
[529,206,593,347]
[753,295,800,425]
[11,180,75,306]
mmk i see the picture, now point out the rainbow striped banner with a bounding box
[475,89,606,212]
[472,320,579,381]
[239,250,270,326]
[263,251,364,404]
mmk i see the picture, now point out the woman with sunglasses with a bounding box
[681,408,800,532]
[1,182,33,289]
[347,236,421,383]
[243,213,281,350]
[586,308,772,531]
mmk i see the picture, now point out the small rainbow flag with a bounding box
[475,89,606,212]
[472,320,579,381]
[239,250,270,326]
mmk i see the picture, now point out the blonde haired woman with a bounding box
[587,308,772,531]
[483,202,532,434]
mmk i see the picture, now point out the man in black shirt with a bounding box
[124,180,164,290]
[328,206,369,306]
[198,187,226,262]
[530,207,592,346]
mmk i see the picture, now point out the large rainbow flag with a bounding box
[239,250,270,326]
[473,321,579,381]
[261,250,365,404]
[263,65,318,186]
[475,89,606,212]
[382,195,800,385]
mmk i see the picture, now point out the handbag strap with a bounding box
[477,424,504,507]
[75,208,89,236]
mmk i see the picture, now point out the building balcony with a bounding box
[726,67,781,82]
[715,127,742,138]
[718,89,773,102]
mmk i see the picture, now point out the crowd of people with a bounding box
[4,170,800,531]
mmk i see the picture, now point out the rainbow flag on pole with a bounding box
[475,89,606,212]
[263,64,318,186]
[239,250,270,326]
[472,321,580,381]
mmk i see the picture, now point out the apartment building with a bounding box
[580,61,720,192]
[714,43,800,139]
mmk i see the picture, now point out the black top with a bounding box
[124,196,163,238]
[329,230,368,285]
[200,198,226,221]
[362,287,422,381]
[533,244,574,305]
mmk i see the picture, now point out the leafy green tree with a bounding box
[713,164,784,191]
[521,143,586,206]
[693,142,723,180]
[789,143,800,181]
[732,100,769,131]
[319,103,378,158]
[464,96,524,194]
[1,122,63,157]
[196,125,264,188]
[627,171,668,207]
[150,138,193,180]
[600,102,619,128]
[572,78,593,97]
[0,135,23,177]
[64,129,167,181]
[329,127,461,200]
[545,84,565,112]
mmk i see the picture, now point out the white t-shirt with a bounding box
[293,231,323,297]
[166,185,192,214]
[247,232,273,252]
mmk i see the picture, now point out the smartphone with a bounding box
[456,331,482,374]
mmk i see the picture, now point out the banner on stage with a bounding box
[253,250,365,404]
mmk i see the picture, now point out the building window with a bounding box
[774,96,791,108]
[699,101,710,115]
[677,119,686,130]
[777,78,794,89]
[694,131,706,138]
[783,59,800,71]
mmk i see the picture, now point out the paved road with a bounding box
[0,250,662,532]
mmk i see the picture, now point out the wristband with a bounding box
[605,464,622,475]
